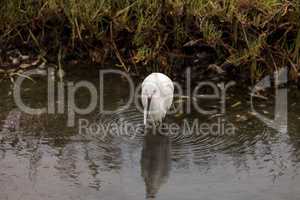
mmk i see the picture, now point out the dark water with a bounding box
[0,66,300,200]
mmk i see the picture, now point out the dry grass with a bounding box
[0,0,299,81]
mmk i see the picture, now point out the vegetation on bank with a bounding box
[0,0,299,82]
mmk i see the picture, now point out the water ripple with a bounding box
[95,107,270,163]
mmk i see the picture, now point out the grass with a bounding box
[0,0,299,82]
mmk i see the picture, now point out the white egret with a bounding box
[141,73,174,126]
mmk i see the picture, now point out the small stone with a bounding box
[236,114,247,122]
[31,59,40,66]
[38,62,46,69]
[57,69,65,79]
[20,55,30,60]
[19,63,31,69]
[9,57,20,64]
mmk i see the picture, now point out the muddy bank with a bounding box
[0,44,238,83]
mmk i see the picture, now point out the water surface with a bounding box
[0,66,300,200]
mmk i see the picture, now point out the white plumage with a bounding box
[141,73,174,125]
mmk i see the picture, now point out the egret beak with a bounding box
[144,96,152,125]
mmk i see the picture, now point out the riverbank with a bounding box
[0,0,299,83]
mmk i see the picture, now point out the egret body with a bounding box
[141,73,174,125]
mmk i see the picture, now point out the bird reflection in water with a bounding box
[141,130,171,199]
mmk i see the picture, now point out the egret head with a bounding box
[141,73,174,126]
[142,83,159,125]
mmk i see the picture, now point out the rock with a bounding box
[19,63,32,69]
[20,55,30,60]
[9,56,20,65]
[57,68,65,79]
[208,64,225,74]
[31,58,41,66]
[38,62,46,69]
[236,114,248,122]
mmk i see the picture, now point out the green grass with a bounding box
[0,0,299,81]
